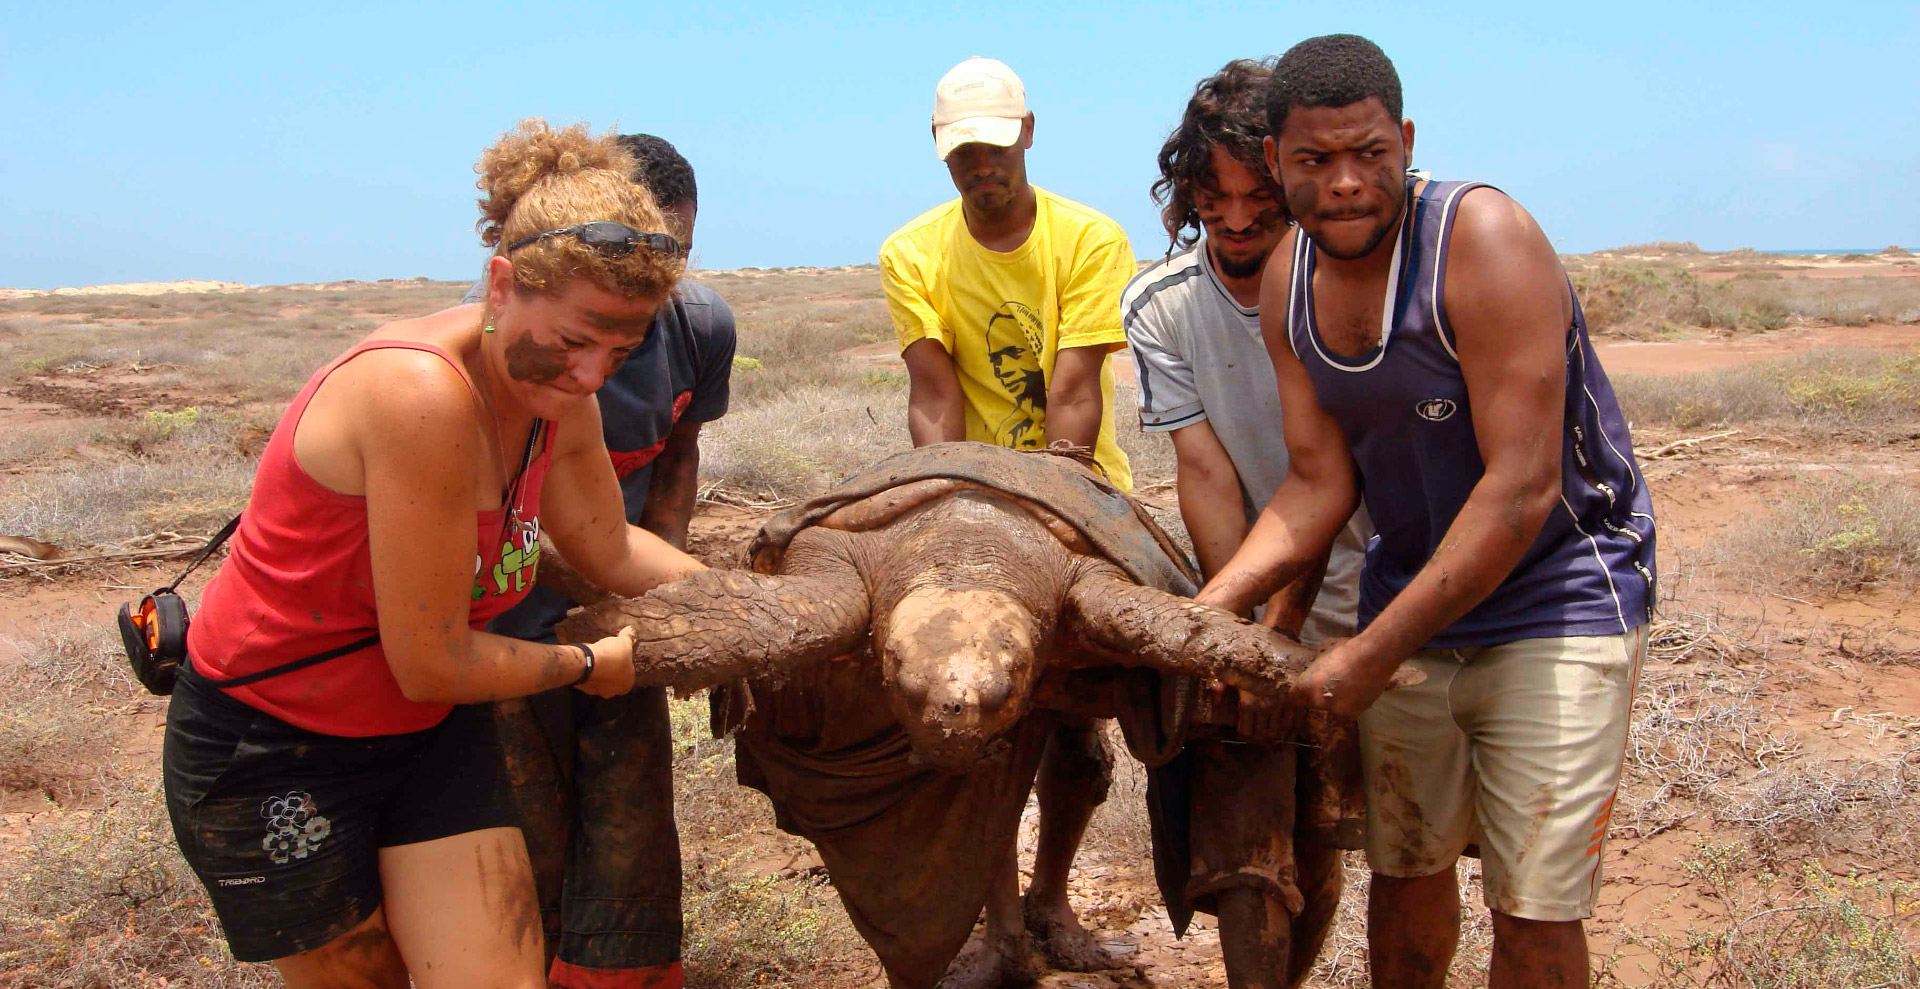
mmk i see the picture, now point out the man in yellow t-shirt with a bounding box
[877,55,1134,988]
[881,56,1135,492]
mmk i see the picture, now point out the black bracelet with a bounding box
[569,643,595,687]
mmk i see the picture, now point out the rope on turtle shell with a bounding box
[1025,439,1109,480]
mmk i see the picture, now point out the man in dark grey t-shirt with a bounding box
[480,134,735,989]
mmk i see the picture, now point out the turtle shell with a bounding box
[745,441,1198,594]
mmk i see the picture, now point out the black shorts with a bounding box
[163,665,518,962]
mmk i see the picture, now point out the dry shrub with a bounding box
[667,695,872,988]
[697,274,910,500]
[0,666,100,794]
[0,772,277,989]
[1725,274,1920,326]
[0,281,465,399]
[0,623,139,795]
[0,426,254,545]
[1302,857,1496,987]
[682,870,866,989]
[1717,477,1920,593]
[1600,846,1920,988]
[702,384,908,500]
[1575,264,1790,336]
[1612,348,1920,431]
[1604,240,1705,255]
[1723,753,1920,864]
[1112,384,1176,490]
[0,418,116,468]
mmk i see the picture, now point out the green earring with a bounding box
[483,322,496,334]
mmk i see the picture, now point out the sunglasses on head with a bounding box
[506,221,684,259]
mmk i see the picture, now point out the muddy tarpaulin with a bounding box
[718,442,1208,984]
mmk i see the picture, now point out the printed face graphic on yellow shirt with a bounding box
[985,302,1047,448]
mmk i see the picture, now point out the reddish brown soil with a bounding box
[1595,322,1920,376]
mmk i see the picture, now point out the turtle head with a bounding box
[879,585,1044,773]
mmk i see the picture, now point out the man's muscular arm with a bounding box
[1044,344,1110,450]
[637,421,702,550]
[1287,190,1569,716]
[903,339,967,446]
[1170,420,1251,579]
[1196,230,1361,618]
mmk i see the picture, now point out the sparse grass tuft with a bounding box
[0,772,278,988]
[1718,478,1920,593]
[1612,349,1920,431]
[1602,846,1920,988]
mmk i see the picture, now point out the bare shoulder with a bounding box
[1448,187,1558,273]
[324,341,477,444]
[1444,188,1571,349]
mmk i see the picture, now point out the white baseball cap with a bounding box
[932,57,1028,162]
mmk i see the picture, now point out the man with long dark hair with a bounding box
[1198,35,1655,989]
[1125,58,1371,988]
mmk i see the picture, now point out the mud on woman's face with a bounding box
[498,279,662,399]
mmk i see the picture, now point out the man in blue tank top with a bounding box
[476,135,736,989]
[1197,35,1655,989]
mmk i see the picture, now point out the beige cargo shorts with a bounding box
[1357,626,1647,921]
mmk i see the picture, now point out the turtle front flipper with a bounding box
[558,567,871,695]
[1059,565,1421,697]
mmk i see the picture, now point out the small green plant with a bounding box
[141,406,203,440]
[732,355,764,373]
[1716,478,1920,592]
[1605,843,1920,988]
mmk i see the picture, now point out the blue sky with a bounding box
[4,1,1915,288]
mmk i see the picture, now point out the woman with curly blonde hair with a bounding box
[162,119,700,988]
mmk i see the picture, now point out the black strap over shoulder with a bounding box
[159,513,382,690]
[166,513,243,594]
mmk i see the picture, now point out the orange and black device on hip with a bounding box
[117,515,239,696]
[116,515,378,697]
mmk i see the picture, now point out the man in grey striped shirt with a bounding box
[1124,59,1372,989]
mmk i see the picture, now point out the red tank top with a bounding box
[188,340,554,736]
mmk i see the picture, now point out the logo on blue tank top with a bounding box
[1414,398,1457,422]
